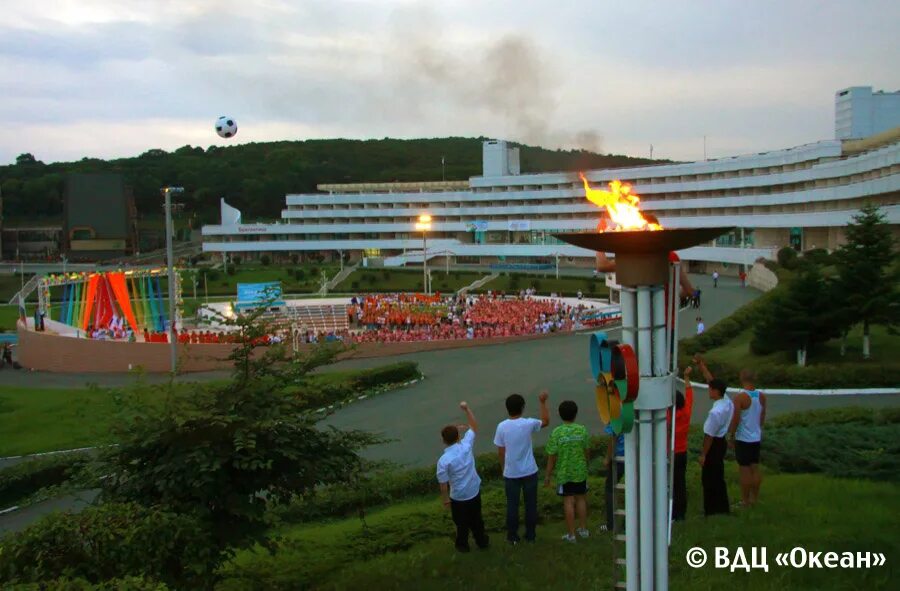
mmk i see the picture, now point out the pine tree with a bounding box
[756,264,839,366]
[834,204,899,359]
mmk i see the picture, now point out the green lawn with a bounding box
[0,364,416,456]
[706,324,900,369]
[218,469,899,590]
[0,274,34,303]
[182,265,340,297]
[336,268,488,293]
[480,273,609,298]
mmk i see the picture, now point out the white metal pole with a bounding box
[654,408,669,589]
[639,411,654,591]
[621,287,637,349]
[624,427,639,591]
[555,253,559,280]
[164,188,177,374]
[446,251,449,275]
[652,287,666,376]
[637,287,652,375]
[620,283,640,591]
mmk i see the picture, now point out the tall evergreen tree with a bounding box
[834,204,899,359]
[752,264,839,366]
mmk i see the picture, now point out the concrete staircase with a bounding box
[321,264,358,294]
[457,272,499,296]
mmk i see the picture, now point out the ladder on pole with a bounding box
[611,453,627,590]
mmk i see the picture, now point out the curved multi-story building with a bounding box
[202,87,899,273]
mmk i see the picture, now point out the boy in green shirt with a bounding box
[544,400,590,542]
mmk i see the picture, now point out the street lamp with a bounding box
[415,213,432,294]
[162,186,184,375]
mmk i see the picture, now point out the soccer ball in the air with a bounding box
[215,116,238,138]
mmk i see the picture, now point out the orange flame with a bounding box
[580,173,662,232]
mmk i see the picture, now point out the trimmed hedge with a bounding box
[0,503,217,589]
[349,362,420,391]
[296,362,420,411]
[684,406,900,482]
[273,435,610,524]
[0,453,91,508]
[7,576,169,590]
[696,358,900,389]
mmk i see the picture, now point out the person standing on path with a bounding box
[670,366,694,521]
[544,400,591,543]
[494,391,550,544]
[712,270,719,288]
[696,317,705,335]
[695,355,733,516]
[437,401,489,553]
[728,369,767,507]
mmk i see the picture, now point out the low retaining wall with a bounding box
[16,324,589,373]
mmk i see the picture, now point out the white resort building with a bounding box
[202,87,900,273]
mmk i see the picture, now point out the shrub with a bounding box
[10,576,170,590]
[351,281,360,290]
[0,503,217,589]
[226,267,236,276]
[260,255,271,266]
[204,269,221,282]
[231,256,241,266]
[777,246,798,269]
[802,248,832,266]
[0,453,91,508]
[290,254,299,265]
[295,268,306,280]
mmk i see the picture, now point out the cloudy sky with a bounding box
[2,0,898,165]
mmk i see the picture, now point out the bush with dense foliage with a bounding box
[0,453,91,508]
[0,503,215,589]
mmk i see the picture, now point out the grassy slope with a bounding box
[0,366,407,456]
[480,274,609,297]
[335,269,487,293]
[218,469,899,590]
[706,324,900,369]
[182,265,340,296]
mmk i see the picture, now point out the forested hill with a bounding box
[1,137,668,224]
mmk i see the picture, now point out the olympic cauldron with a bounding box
[555,227,731,591]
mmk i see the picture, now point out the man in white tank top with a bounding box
[728,369,767,507]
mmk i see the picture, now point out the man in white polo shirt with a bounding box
[699,377,733,516]
[437,401,489,552]
[494,391,550,544]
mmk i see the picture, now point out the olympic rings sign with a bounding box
[590,332,638,434]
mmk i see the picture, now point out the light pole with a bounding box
[415,214,432,294]
[162,186,184,375]
[555,253,560,280]
[338,249,344,273]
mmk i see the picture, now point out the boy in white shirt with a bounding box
[437,401,489,552]
[494,391,550,544]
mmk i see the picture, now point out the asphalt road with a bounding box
[3,275,898,535]
[323,275,900,468]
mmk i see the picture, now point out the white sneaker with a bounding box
[561,534,576,543]
[577,528,590,539]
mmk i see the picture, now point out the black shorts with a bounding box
[557,481,588,496]
[735,441,761,466]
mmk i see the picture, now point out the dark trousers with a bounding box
[702,437,729,516]
[504,472,538,542]
[672,452,688,521]
[450,493,488,551]
[605,461,625,530]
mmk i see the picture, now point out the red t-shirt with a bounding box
[674,384,693,453]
